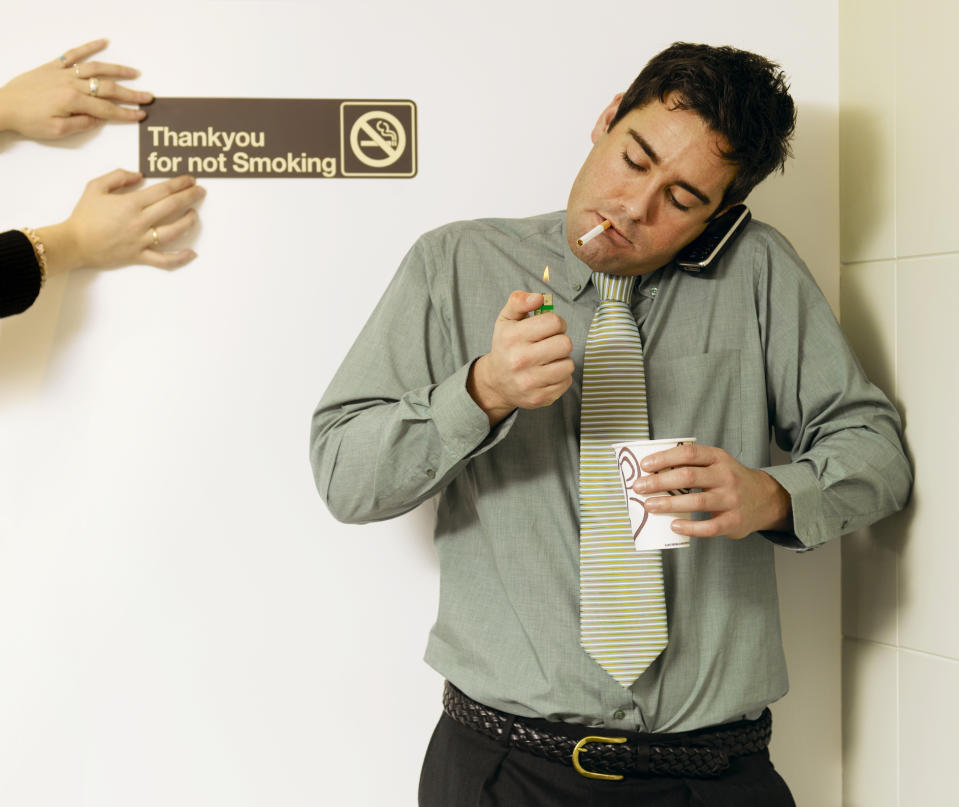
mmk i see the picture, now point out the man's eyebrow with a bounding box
[628,129,660,165]
[674,180,710,206]
[627,128,712,206]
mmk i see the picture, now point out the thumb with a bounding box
[499,290,544,321]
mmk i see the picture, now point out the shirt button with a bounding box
[613,710,626,720]
[649,287,658,297]
[573,282,582,292]
[426,469,436,479]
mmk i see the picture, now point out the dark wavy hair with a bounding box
[609,42,796,213]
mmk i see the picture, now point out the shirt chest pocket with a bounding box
[644,349,743,459]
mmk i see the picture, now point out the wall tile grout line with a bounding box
[844,636,959,665]
[842,248,959,267]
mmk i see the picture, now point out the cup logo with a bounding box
[617,447,649,540]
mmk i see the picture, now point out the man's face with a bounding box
[566,93,738,276]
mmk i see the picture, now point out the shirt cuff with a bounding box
[430,359,516,460]
[760,462,824,551]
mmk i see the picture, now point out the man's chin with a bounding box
[579,249,645,277]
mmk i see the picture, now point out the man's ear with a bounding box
[590,93,624,144]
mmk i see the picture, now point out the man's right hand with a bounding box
[467,291,575,426]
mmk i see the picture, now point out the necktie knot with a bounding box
[593,272,635,305]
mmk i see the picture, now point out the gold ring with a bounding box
[151,228,159,247]
[88,77,99,97]
[74,63,80,77]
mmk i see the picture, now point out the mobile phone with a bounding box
[675,204,751,271]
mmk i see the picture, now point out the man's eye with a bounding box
[667,190,691,212]
[621,151,646,171]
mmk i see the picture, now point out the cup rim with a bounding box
[612,437,696,449]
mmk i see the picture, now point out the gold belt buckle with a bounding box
[572,735,628,781]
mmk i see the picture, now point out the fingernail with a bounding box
[140,92,154,102]
[633,479,648,492]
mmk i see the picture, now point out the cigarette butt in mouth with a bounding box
[577,219,612,246]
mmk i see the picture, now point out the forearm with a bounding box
[34,221,82,276]
[311,361,508,524]
[764,419,912,547]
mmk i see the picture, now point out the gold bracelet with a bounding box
[19,227,47,288]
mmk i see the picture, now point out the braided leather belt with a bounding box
[442,681,772,780]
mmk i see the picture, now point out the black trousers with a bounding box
[418,713,797,807]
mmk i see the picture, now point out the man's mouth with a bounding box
[600,216,632,245]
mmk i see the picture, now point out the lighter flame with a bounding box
[542,266,550,283]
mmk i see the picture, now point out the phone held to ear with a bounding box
[675,204,751,272]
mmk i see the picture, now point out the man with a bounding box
[311,43,911,806]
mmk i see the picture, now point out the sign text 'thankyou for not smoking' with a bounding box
[137,98,417,179]
[146,126,337,176]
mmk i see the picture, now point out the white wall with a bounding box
[0,2,840,804]
[839,0,959,804]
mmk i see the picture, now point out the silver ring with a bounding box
[74,63,80,77]
[59,54,67,67]
[151,228,159,247]
[88,77,99,97]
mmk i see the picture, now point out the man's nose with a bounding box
[621,180,658,223]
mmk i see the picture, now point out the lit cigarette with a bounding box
[534,266,553,315]
[577,219,612,246]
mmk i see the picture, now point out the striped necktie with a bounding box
[579,271,667,687]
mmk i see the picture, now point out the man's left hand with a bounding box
[634,444,792,539]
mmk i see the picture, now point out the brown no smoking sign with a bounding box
[139,98,416,179]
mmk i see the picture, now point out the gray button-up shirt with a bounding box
[310,211,911,733]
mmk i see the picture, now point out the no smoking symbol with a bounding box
[349,110,407,168]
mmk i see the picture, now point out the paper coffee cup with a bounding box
[611,438,696,550]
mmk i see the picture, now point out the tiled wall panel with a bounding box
[839,0,897,263]
[842,638,899,807]
[896,255,959,660]
[895,0,959,257]
[899,650,959,804]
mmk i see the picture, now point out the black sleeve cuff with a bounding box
[0,230,43,318]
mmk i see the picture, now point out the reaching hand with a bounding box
[0,39,152,139]
[467,291,575,426]
[38,169,206,274]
